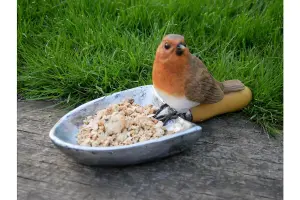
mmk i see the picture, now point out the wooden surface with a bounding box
[17,101,283,200]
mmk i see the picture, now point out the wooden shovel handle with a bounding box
[191,87,252,122]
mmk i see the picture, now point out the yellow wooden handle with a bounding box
[191,86,252,122]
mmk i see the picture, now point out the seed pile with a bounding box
[77,99,175,147]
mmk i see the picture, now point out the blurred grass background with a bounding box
[17,0,283,134]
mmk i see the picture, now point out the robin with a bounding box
[152,34,246,124]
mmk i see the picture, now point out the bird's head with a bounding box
[155,34,190,64]
[152,34,190,95]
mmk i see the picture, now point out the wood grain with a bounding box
[17,101,283,200]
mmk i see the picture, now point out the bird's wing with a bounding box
[184,55,224,104]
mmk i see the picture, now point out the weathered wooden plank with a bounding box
[18,129,282,181]
[17,117,283,163]
[17,101,283,200]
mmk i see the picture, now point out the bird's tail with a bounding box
[221,80,245,93]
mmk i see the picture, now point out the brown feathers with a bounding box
[153,34,245,105]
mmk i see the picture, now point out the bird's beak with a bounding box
[177,44,186,50]
[176,43,186,56]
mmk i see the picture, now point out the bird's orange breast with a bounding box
[152,58,188,97]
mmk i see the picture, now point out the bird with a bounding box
[152,34,245,124]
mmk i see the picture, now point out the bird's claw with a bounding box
[156,110,178,125]
[153,103,169,118]
[153,104,193,125]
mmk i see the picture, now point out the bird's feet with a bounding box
[153,103,169,119]
[153,104,193,125]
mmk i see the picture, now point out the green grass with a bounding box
[17,0,283,135]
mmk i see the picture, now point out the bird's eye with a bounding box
[164,43,171,50]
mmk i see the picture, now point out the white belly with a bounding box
[153,86,200,113]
